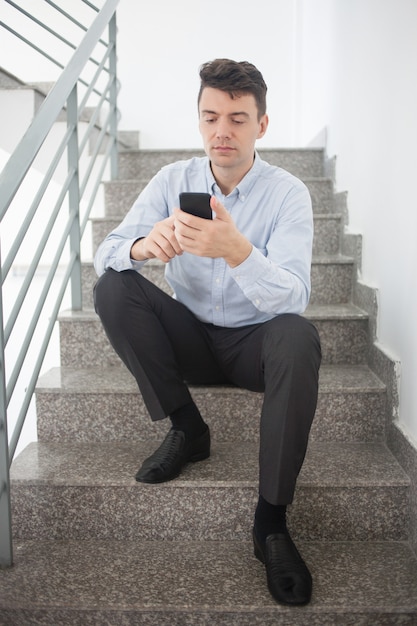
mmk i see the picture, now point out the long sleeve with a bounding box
[94,154,313,327]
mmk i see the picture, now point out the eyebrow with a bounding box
[200,109,250,118]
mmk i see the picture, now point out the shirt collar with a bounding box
[205,151,263,200]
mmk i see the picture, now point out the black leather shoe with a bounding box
[253,528,312,606]
[135,427,210,484]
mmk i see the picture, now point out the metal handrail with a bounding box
[5,0,109,72]
[0,0,120,568]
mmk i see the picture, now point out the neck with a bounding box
[211,158,254,196]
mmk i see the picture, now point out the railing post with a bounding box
[67,84,82,311]
[109,12,118,180]
[0,247,13,568]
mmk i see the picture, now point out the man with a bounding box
[94,58,321,606]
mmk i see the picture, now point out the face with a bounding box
[198,87,268,183]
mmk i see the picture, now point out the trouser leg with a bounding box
[94,270,321,503]
[258,315,321,504]
[206,314,321,505]
[93,269,225,421]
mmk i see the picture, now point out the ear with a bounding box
[257,114,269,139]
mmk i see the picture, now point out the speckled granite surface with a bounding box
[0,540,416,625]
[81,256,355,310]
[57,304,369,368]
[10,440,409,542]
[309,259,353,305]
[389,423,417,556]
[353,277,417,558]
[35,364,386,444]
[102,179,148,216]
[117,148,325,181]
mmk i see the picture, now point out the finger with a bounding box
[160,222,183,255]
[151,239,180,263]
[174,207,202,227]
[210,196,228,220]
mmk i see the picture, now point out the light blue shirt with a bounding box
[94,152,313,327]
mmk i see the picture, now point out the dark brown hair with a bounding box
[198,58,267,119]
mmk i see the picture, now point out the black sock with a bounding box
[254,494,287,541]
[170,401,206,440]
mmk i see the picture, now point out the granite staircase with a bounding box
[1,148,416,624]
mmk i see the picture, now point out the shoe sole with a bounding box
[253,529,266,563]
[189,449,210,463]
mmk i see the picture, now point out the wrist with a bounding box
[224,237,252,268]
[130,237,148,261]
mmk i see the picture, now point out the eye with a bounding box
[231,117,246,125]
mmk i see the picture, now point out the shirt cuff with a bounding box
[229,246,267,287]
[112,239,148,272]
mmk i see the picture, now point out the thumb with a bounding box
[210,196,228,220]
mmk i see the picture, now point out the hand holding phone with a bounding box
[179,192,212,219]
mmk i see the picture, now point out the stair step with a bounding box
[117,148,326,181]
[309,256,353,305]
[10,441,409,542]
[81,255,354,311]
[0,539,416,624]
[313,214,342,255]
[36,364,386,444]
[91,212,342,258]
[102,176,335,218]
[58,303,368,368]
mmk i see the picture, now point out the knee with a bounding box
[93,269,132,320]
[263,314,321,365]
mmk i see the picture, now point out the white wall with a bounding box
[294,0,417,444]
[115,0,299,147]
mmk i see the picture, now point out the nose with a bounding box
[215,119,231,139]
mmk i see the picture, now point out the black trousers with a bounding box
[94,268,322,505]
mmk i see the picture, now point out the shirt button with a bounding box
[255,299,260,306]
[215,278,220,284]
[215,306,220,311]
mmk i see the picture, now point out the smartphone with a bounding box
[179,192,212,219]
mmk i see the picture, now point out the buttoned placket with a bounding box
[210,188,240,326]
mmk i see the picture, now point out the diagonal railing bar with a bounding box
[0,1,118,220]
[0,0,120,568]
[6,205,78,416]
[83,0,101,13]
[78,90,108,157]
[79,93,118,200]
[5,0,109,72]
[0,21,109,100]
[0,21,66,72]
[0,264,12,567]
[80,132,117,236]
[8,253,78,461]
[77,42,114,131]
[1,125,74,284]
[4,165,77,348]
[77,52,115,158]
[45,0,109,48]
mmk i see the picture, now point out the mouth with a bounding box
[213,145,235,153]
